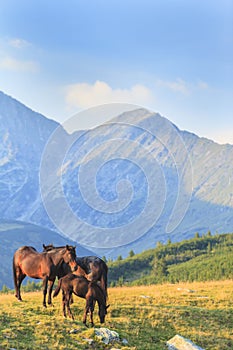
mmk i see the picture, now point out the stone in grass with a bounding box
[95,327,120,344]
[83,338,94,345]
[122,338,129,344]
[69,328,80,334]
[167,334,205,350]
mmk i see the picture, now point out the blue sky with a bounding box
[0,0,232,143]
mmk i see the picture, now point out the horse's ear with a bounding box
[66,244,69,250]
[43,244,46,248]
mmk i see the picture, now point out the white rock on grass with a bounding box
[167,334,205,350]
[95,327,120,344]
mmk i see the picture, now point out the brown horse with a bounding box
[53,273,109,326]
[13,245,77,307]
[43,244,108,297]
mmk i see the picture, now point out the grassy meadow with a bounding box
[0,280,232,349]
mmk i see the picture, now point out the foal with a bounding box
[53,274,109,326]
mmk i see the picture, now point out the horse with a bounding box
[53,273,109,326]
[43,244,108,297]
[13,245,77,307]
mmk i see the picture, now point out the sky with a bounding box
[0,0,232,144]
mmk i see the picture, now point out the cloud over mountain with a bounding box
[65,80,153,109]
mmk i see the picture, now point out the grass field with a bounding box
[0,280,232,349]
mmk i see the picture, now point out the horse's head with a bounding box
[63,245,78,272]
[42,243,54,252]
[98,303,110,324]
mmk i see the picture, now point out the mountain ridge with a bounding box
[1,91,233,258]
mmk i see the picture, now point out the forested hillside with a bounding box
[108,232,233,286]
[1,231,232,292]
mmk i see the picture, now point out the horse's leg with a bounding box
[42,276,49,307]
[47,279,55,305]
[83,298,94,327]
[62,291,67,318]
[13,263,26,301]
[90,308,94,327]
[82,302,88,327]
[67,292,74,320]
[16,272,26,301]
[13,260,18,299]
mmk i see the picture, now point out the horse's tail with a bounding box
[12,253,17,291]
[100,263,108,298]
[53,278,62,297]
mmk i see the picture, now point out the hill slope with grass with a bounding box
[108,232,233,286]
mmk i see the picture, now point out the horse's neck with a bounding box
[95,286,106,306]
[49,250,66,266]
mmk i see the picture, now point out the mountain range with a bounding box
[0,91,233,259]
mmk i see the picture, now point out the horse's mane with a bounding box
[43,244,76,253]
[43,244,63,251]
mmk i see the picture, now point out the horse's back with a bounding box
[13,245,38,261]
[13,246,47,278]
[77,256,103,265]
[63,274,89,298]
[77,256,108,274]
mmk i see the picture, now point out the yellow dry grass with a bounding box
[0,280,232,349]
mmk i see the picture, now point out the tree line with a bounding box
[1,231,232,292]
[108,232,233,286]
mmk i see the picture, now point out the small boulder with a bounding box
[167,334,205,350]
[95,327,120,344]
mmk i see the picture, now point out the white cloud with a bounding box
[0,56,39,72]
[65,80,153,109]
[156,78,209,95]
[8,38,31,49]
[157,78,190,95]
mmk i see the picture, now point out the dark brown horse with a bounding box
[43,244,108,297]
[13,245,77,307]
[53,273,109,326]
